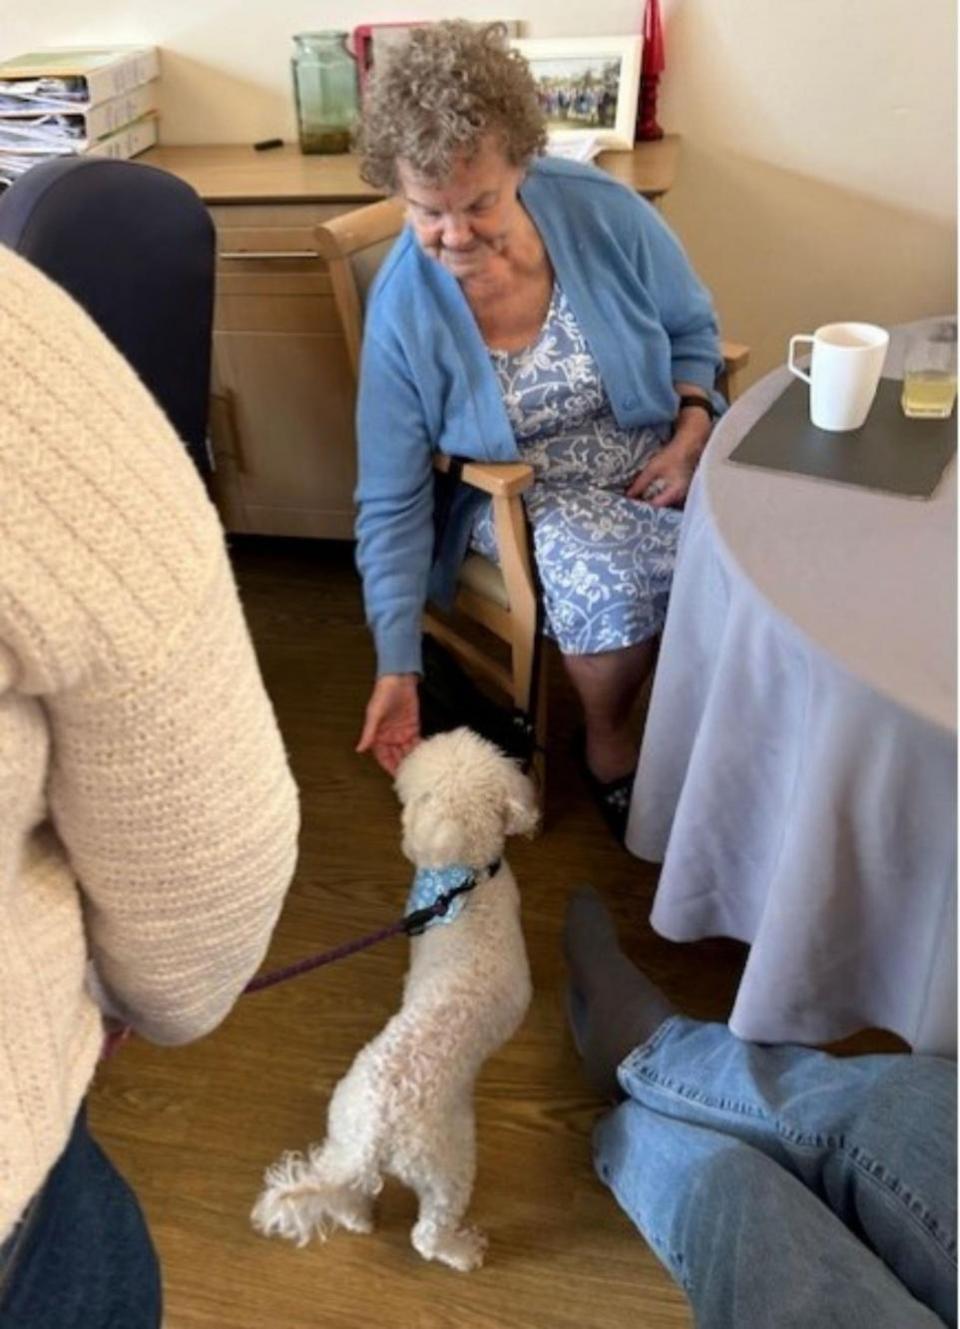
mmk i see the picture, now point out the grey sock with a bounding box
[564,886,675,1099]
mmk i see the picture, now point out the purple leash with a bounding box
[243,915,410,995]
[242,863,499,996]
[104,914,423,1057]
[100,868,501,1059]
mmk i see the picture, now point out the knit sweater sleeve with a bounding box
[0,249,299,1045]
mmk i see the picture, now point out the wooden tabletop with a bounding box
[597,135,680,199]
[139,136,680,204]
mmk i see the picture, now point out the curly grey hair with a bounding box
[356,21,547,190]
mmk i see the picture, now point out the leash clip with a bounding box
[403,903,445,937]
[403,873,478,937]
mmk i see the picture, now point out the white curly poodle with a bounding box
[251,728,538,1272]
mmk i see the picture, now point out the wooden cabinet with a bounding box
[142,146,382,539]
[142,141,679,540]
[206,202,358,537]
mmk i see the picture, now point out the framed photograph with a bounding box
[510,36,643,151]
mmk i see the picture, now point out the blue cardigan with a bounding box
[355,155,722,677]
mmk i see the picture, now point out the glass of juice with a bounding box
[901,322,957,419]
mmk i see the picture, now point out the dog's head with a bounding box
[394,728,539,869]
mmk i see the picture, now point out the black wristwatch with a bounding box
[677,394,718,420]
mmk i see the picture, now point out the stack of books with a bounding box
[0,46,159,190]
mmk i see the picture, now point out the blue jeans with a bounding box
[0,1106,161,1328]
[594,1017,957,1329]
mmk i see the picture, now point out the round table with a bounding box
[628,322,957,1055]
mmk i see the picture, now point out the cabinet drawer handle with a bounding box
[219,249,320,260]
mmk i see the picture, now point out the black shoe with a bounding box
[572,729,634,843]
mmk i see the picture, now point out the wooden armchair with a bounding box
[316,198,749,790]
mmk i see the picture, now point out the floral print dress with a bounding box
[470,283,682,655]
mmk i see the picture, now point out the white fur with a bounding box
[252,729,538,1272]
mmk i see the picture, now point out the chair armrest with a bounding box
[433,454,534,498]
[314,198,405,261]
[720,340,750,375]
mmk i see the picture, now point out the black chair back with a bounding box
[0,157,215,477]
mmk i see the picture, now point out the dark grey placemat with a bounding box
[727,377,956,498]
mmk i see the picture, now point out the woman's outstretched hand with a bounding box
[356,674,421,775]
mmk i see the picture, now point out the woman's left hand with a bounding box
[626,409,713,509]
[627,437,700,508]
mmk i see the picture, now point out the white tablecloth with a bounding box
[628,326,957,1055]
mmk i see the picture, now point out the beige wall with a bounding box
[3,0,955,379]
[657,0,957,379]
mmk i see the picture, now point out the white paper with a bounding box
[545,131,603,163]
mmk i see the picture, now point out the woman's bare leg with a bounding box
[562,640,656,782]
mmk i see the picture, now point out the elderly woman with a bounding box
[354,21,722,837]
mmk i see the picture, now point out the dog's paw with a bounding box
[415,1224,488,1273]
[439,1225,488,1273]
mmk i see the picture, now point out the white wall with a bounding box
[657,0,956,377]
[2,0,955,377]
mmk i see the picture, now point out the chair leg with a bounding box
[492,493,538,715]
[492,492,549,802]
[529,649,549,810]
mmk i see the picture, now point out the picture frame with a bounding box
[510,36,643,151]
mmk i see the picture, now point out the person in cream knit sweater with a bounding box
[0,246,299,1325]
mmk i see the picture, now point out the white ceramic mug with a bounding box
[788,322,890,431]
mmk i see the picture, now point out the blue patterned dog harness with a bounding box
[405,862,500,935]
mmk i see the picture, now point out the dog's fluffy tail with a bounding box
[251,1141,382,1246]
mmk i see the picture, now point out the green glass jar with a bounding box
[291,32,358,155]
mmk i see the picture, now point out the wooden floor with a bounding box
[89,536,752,1329]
